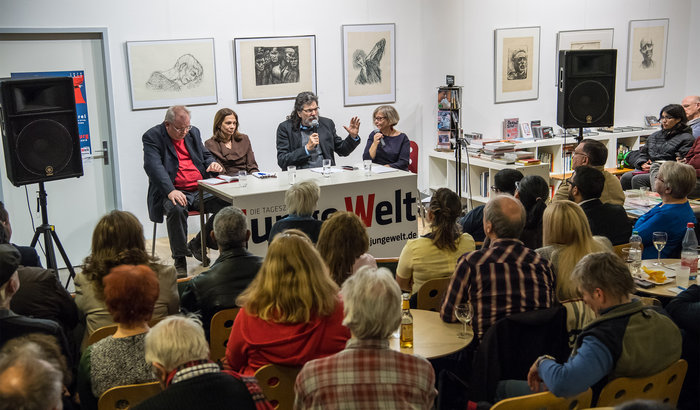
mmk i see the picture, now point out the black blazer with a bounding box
[143,124,215,223]
[275,116,361,170]
[580,199,633,246]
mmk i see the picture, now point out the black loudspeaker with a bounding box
[557,49,617,129]
[0,77,83,187]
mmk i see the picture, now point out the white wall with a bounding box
[0,0,696,232]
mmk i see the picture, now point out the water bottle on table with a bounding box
[628,231,642,275]
[681,222,698,281]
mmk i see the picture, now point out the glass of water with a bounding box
[238,170,247,188]
[322,159,331,177]
[287,165,296,185]
[363,159,372,176]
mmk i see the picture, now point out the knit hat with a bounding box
[0,244,21,287]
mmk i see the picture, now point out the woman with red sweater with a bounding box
[225,229,350,376]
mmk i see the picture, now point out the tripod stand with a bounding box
[29,182,76,288]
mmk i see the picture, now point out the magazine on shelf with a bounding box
[438,110,451,130]
[503,118,519,139]
[520,122,533,138]
[437,130,451,148]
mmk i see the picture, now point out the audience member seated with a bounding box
[267,181,323,243]
[225,230,350,376]
[678,97,700,198]
[440,195,555,343]
[77,265,160,409]
[0,201,41,267]
[536,200,613,301]
[133,315,269,410]
[634,161,697,259]
[567,166,632,246]
[0,341,64,410]
[1,334,75,410]
[75,210,178,342]
[514,175,549,249]
[460,169,522,243]
[397,188,475,295]
[180,206,262,338]
[295,266,437,409]
[621,104,694,190]
[554,139,625,205]
[497,253,681,401]
[682,95,700,137]
[0,244,72,365]
[204,108,259,176]
[361,105,410,170]
[665,284,700,410]
[316,211,376,287]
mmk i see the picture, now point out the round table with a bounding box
[634,258,693,298]
[389,309,471,359]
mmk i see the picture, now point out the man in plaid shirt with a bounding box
[440,194,556,342]
[294,266,437,409]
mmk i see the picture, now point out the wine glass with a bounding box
[652,232,667,266]
[454,303,473,339]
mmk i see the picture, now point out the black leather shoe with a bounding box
[187,238,210,265]
[174,257,187,278]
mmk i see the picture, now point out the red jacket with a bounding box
[225,301,350,376]
[684,136,700,177]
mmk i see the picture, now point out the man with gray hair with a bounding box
[682,95,700,137]
[134,315,267,410]
[295,266,437,409]
[441,195,555,342]
[0,344,63,410]
[180,206,262,338]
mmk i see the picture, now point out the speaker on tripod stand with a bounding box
[0,76,84,286]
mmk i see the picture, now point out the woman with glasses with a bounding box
[362,105,410,171]
[620,104,694,190]
[205,108,259,176]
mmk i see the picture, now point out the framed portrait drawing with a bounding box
[126,38,217,110]
[626,18,669,90]
[555,28,614,85]
[234,35,316,103]
[342,23,396,106]
[494,26,540,103]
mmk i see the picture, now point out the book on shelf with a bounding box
[531,120,541,128]
[438,110,451,130]
[493,157,515,164]
[461,168,469,193]
[437,130,451,149]
[504,151,533,161]
[480,171,490,197]
[515,158,541,166]
[520,122,533,138]
[644,115,660,127]
[503,118,519,139]
[537,152,553,172]
[437,89,452,109]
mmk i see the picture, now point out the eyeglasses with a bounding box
[514,181,520,191]
[572,151,588,157]
[374,116,386,121]
[660,115,675,121]
[301,106,320,114]
[565,177,575,187]
[170,124,192,133]
[490,185,499,192]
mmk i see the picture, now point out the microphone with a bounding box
[310,119,319,132]
[375,129,386,147]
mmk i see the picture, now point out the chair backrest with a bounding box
[375,257,399,278]
[87,324,119,346]
[416,277,451,311]
[254,364,302,410]
[491,388,592,410]
[408,140,418,174]
[209,307,240,362]
[98,381,161,410]
[596,359,688,407]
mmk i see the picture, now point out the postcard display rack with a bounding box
[436,86,466,194]
[428,129,654,209]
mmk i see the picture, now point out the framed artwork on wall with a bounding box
[342,23,396,106]
[126,38,217,110]
[626,18,669,90]
[233,35,316,103]
[555,28,614,85]
[494,26,540,103]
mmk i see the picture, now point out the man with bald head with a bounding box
[440,195,555,342]
[682,95,700,137]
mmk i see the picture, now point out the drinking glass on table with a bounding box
[238,170,248,188]
[287,165,296,185]
[454,303,473,339]
[322,159,331,177]
[652,231,667,266]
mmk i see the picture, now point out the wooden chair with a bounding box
[416,277,451,311]
[254,364,302,410]
[491,389,592,410]
[209,307,240,362]
[87,324,118,346]
[152,210,209,266]
[596,359,688,407]
[376,257,399,278]
[98,381,161,410]
[408,140,418,174]
[639,296,662,307]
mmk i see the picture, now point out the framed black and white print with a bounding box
[626,19,669,90]
[126,38,217,110]
[494,26,540,103]
[234,35,316,102]
[342,23,396,106]
[555,28,614,85]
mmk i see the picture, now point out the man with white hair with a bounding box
[294,266,437,409]
[682,95,700,137]
[0,344,63,410]
[133,315,268,410]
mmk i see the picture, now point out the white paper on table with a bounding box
[369,166,399,174]
[310,167,343,174]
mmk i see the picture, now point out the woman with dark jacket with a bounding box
[621,104,694,190]
[515,175,549,250]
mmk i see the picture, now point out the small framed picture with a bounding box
[555,28,614,85]
[342,23,396,106]
[626,18,669,90]
[494,26,540,103]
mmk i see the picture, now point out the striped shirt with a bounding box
[440,238,556,341]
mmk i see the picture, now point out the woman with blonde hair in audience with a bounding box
[225,229,350,376]
[396,188,475,295]
[317,211,376,286]
[75,210,178,344]
[77,265,160,409]
[536,200,612,301]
